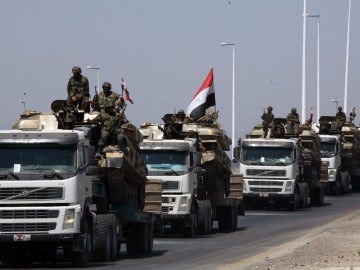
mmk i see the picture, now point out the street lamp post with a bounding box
[19,100,25,111]
[220,42,236,159]
[344,0,352,114]
[301,0,307,123]
[86,66,100,95]
[307,14,320,122]
[331,99,338,110]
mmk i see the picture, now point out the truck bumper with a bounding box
[0,233,78,243]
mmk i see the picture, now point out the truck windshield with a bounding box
[241,146,293,165]
[140,150,188,175]
[0,143,76,178]
[320,141,337,157]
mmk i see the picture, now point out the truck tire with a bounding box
[107,214,119,261]
[197,200,212,235]
[93,214,111,261]
[299,184,309,209]
[71,218,92,267]
[340,172,350,194]
[127,223,152,255]
[218,206,237,232]
[184,204,198,237]
[289,185,299,211]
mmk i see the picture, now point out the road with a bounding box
[2,193,360,269]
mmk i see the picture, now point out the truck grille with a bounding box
[162,206,170,213]
[162,181,179,190]
[246,169,286,177]
[248,181,283,186]
[250,187,282,192]
[0,210,59,219]
[0,188,63,200]
[0,222,56,232]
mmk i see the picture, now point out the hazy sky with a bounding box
[1,0,359,145]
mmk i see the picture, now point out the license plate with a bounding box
[259,193,269,197]
[14,234,31,241]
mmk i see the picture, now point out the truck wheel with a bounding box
[197,200,211,235]
[300,184,309,208]
[127,223,152,255]
[289,186,299,211]
[184,204,198,237]
[93,214,111,261]
[71,218,92,267]
[218,206,236,232]
[107,214,119,261]
[340,172,350,194]
[231,206,238,231]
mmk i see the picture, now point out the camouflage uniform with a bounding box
[286,108,300,134]
[336,106,346,127]
[94,105,125,148]
[261,106,274,137]
[67,66,90,112]
[98,91,121,112]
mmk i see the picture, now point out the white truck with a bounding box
[139,117,243,237]
[237,124,327,210]
[0,105,160,266]
[319,134,351,194]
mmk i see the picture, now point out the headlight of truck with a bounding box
[285,181,293,192]
[328,169,336,181]
[178,196,188,212]
[63,209,75,229]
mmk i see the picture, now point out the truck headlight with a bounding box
[285,181,293,192]
[328,169,336,181]
[178,196,188,212]
[63,209,75,229]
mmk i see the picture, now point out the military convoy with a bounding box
[139,113,244,236]
[0,101,161,266]
[235,119,328,210]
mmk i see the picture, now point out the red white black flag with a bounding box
[186,68,216,121]
[121,78,134,104]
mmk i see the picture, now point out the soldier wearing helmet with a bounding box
[175,109,189,124]
[94,82,124,112]
[67,66,90,112]
[286,107,300,135]
[261,106,274,138]
[336,106,346,127]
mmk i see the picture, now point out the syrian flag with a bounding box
[121,78,134,104]
[186,68,216,121]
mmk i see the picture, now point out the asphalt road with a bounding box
[2,193,360,269]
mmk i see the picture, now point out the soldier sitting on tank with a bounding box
[336,106,346,128]
[93,82,124,113]
[92,102,127,158]
[261,106,274,138]
[286,108,300,135]
[67,66,90,112]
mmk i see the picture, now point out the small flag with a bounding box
[186,68,216,121]
[121,78,134,104]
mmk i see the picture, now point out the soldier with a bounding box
[286,108,300,135]
[349,107,356,123]
[93,102,126,158]
[67,66,90,112]
[175,109,191,124]
[95,82,124,112]
[336,106,346,127]
[261,106,274,138]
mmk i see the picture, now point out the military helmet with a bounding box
[338,106,343,110]
[291,107,297,112]
[267,106,273,111]
[178,109,185,114]
[72,66,81,73]
[102,82,112,89]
